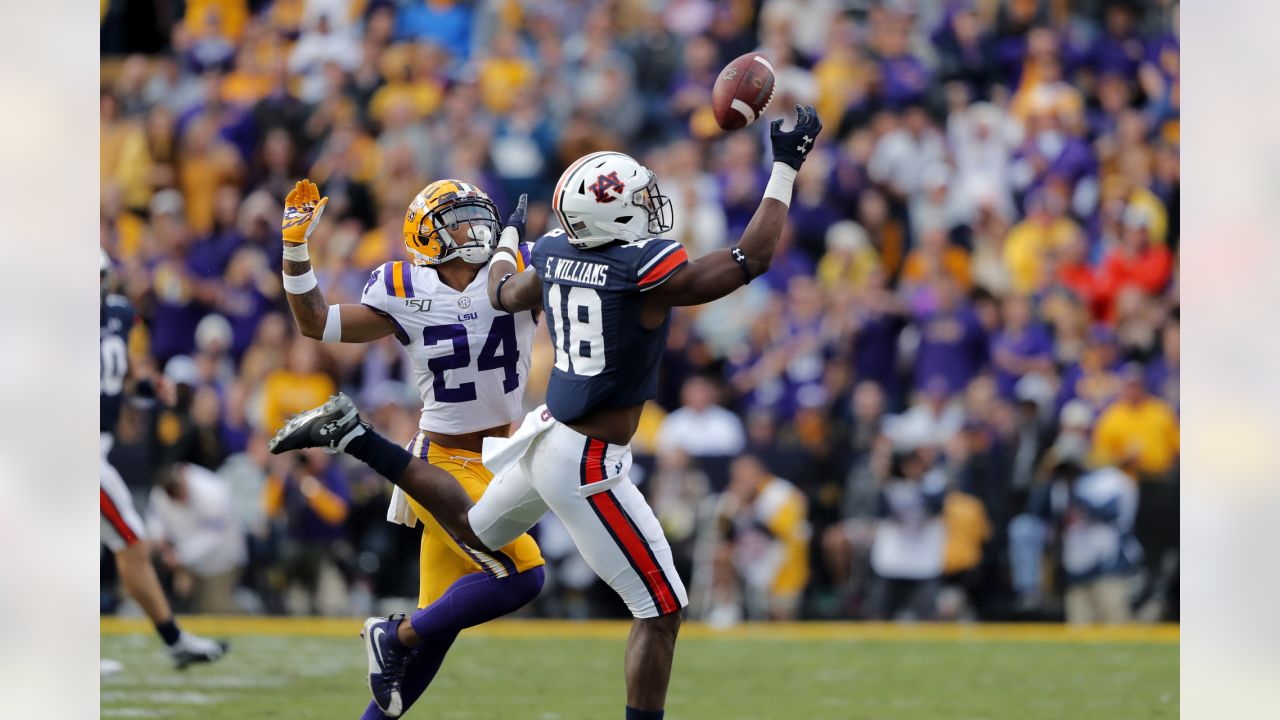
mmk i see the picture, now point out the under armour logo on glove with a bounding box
[769,105,823,171]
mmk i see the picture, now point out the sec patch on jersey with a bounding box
[712,52,776,131]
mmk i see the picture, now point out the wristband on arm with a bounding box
[731,247,753,285]
[282,269,318,294]
[321,304,342,343]
[762,162,798,207]
[282,242,310,262]
[493,226,520,268]
[495,273,514,313]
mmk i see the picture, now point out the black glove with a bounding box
[504,193,529,242]
[769,104,823,171]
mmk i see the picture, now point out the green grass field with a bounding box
[101,619,1178,719]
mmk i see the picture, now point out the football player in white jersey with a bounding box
[277,180,545,718]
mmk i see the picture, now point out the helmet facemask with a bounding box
[414,198,501,265]
[633,172,673,237]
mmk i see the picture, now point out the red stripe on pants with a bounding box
[100,487,139,546]
[583,439,678,615]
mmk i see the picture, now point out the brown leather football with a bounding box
[711,53,777,131]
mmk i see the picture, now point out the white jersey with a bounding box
[360,253,536,435]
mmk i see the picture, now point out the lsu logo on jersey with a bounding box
[588,172,625,204]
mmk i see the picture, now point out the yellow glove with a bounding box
[281,179,329,245]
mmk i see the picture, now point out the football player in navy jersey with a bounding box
[100,250,228,673]
[269,106,821,718]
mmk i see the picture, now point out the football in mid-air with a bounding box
[711,52,777,131]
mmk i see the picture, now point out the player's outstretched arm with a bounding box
[644,105,822,310]
[487,193,545,313]
[281,179,396,343]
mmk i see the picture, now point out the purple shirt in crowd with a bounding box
[913,307,988,394]
[990,323,1054,398]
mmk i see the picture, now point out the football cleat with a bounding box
[360,614,415,718]
[169,631,229,670]
[268,393,366,455]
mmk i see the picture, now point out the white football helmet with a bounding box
[552,151,673,248]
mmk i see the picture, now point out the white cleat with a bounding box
[169,631,230,670]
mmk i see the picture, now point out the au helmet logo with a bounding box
[588,172,625,204]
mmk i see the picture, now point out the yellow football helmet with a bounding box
[402,180,501,265]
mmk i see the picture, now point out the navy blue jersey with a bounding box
[530,230,689,422]
[101,295,134,434]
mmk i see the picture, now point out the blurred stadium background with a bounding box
[100,0,1178,713]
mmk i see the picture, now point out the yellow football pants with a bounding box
[405,433,544,608]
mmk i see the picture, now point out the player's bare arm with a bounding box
[280,179,397,343]
[488,193,544,313]
[642,105,822,322]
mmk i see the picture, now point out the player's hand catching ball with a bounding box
[504,193,529,242]
[769,105,823,171]
[282,179,329,245]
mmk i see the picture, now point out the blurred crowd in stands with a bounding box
[100,0,1179,624]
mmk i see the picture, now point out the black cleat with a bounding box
[268,393,366,455]
[361,614,416,717]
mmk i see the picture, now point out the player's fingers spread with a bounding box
[770,118,784,133]
[517,194,528,214]
[285,188,298,209]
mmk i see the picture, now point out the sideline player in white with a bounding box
[100,250,228,674]
[269,106,822,719]
[274,180,545,718]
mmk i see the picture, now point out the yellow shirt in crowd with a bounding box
[260,370,336,434]
[1003,217,1080,294]
[1092,397,1180,476]
[757,478,810,597]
